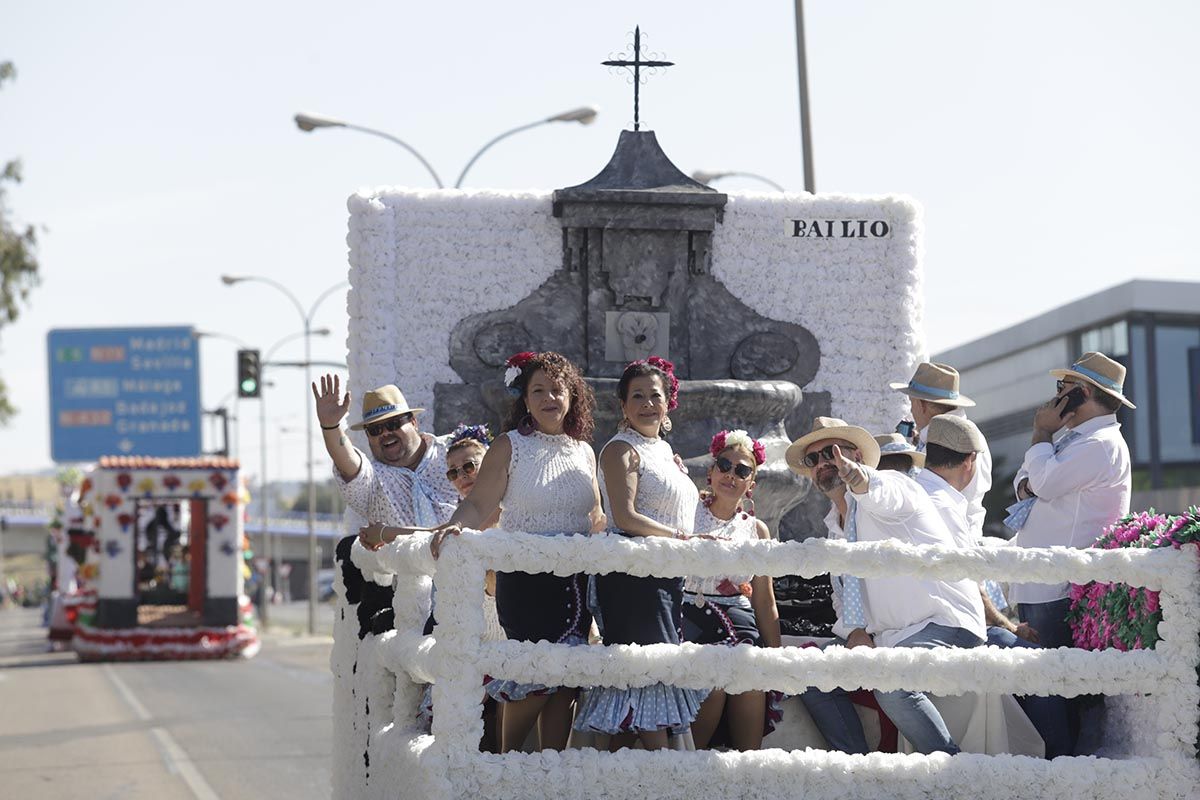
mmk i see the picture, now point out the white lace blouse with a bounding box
[599,429,698,535]
[684,502,758,595]
[498,430,596,534]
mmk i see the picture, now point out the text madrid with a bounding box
[787,219,892,239]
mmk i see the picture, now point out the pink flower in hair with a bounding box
[709,429,767,465]
[627,355,679,410]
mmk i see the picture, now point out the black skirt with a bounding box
[593,571,684,646]
[495,570,591,645]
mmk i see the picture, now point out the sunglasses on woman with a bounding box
[445,461,479,482]
[715,456,754,480]
[801,443,858,469]
[364,414,413,438]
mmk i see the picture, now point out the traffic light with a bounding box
[237,349,261,398]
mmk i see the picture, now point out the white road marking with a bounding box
[102,664,222,800]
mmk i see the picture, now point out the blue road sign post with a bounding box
[47,326,202,461]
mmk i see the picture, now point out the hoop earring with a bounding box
[660,415,673,433]
[517,413,537,436]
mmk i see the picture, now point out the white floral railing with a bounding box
[331,533,1200,800]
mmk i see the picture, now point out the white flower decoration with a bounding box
[503,366,521,387]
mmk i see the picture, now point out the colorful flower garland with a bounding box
[1067,507,1200,651]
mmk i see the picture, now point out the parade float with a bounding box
[325,32,1200,800]
[68,456,259,661]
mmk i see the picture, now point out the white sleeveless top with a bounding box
[599,429,698,534]
[684,502,757,595]
[498,430,596,534]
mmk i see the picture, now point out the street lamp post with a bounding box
[454,106,599,188]
[294,112,445,188]
[254,328,330,629]
[294,106,599,189]
[221,275,347,634]
[690,170,787,192]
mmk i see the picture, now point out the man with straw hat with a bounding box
[891,362,993,544]
[1006,352,1133,649]
[872,432,925,477]
[312,373,459,529]
[787,417,985,755]
[918,414,1071,759]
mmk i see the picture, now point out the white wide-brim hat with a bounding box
[786,417,882,476]
[874,433,926,469]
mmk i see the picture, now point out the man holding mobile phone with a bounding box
[1008,352,1134,644]
[1007,352,1133,755]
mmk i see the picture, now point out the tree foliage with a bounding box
[0,60,41,424]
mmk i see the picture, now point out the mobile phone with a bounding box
[895,420,915,439]
[1059,386,1086,418]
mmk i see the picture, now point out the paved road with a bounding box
[0,606,333,799]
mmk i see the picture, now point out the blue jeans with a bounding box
[799,638,871,754]
[872,623,984,754]
[1016,598,1073,649]
[986,626,1072,758]
[1016,600,1101,755]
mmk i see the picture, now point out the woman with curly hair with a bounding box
[574,357,706,751]
[430,351,604,752]
[684,429,781,751]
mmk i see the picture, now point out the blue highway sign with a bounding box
[47,326,202,461]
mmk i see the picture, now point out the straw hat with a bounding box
[889,362,975,408]
[926,416,986,455]
[349,385,425,431]
[786,417,881,476]
[873,433,926,469]
[1048,352,1136,410]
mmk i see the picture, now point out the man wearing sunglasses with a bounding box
[312,374,460,529]
[786,417,985,755]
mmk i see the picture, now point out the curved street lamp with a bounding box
[454,106,599,188]
[220,274,348,634]
[294,112,445,188]
[294,106,599,189]
[691,169,786,192]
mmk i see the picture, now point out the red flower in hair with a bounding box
[505,351,537,369]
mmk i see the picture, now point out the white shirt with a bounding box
[824,468,986,647]
[914,469,974,549]
[335,433,459,527]
[919,407,992,540]
[1009,414,1131,604]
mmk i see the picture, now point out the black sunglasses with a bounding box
[715,456,754,480]
[445,461,479,483]
[1055,380,1085,394]
[801,443,858,469]
[364,414,413,438]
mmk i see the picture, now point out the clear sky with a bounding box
[2,1,1197,482]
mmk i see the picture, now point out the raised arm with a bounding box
[312,374,363,480]
[600,442,680,538]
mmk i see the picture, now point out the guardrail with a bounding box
[332,532,1200,800]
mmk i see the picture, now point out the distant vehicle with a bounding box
[316,568,337,602]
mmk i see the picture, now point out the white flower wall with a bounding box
[344,189,922,447]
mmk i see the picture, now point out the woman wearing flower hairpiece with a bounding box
[428,351,604,753]
[683,429,782,751]
[573,356,705,751]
